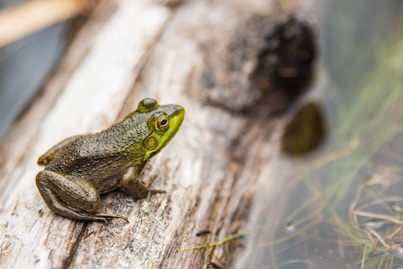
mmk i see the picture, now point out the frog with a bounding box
[35,98,185,222]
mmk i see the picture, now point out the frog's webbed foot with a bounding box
[64,209,129,223]
[88,212,129,223]
[120,167,166,199]
[144,175,166,196]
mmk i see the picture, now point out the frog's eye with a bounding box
[138,98,159,112]
[155,114,169,131]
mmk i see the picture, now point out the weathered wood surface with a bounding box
[0,0,311,268]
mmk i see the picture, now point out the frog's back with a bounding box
[45,118,149,179]
[45,137,119,177]
[43,109,153,181]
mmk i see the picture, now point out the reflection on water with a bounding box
[236,1,403,268]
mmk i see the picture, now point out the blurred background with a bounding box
[0,0,402,268]
[0,0,89,140]
[239,0,403,268]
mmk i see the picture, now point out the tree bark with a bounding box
[0,0,312,268]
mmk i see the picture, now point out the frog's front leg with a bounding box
[36,170,127,222]
[119,166,166,199]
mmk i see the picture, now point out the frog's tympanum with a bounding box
[36,98,185,222]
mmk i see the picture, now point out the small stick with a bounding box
[176,233,244,252]
[0,0,94,47]
[354,210,403,226]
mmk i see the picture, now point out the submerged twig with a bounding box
[353,210,403,226]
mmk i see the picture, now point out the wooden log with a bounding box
[0,0,313,268]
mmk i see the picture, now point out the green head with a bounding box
[136,98,185,161]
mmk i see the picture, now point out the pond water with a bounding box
[236,1,403,268]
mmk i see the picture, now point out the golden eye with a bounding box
[156,115,169,131]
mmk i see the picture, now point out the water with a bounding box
[236,1,403,268]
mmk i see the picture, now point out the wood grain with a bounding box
[0,0,310,268]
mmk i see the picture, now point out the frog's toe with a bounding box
[147,188,166,194]
[143,175,158,187]
[94,212,129,223]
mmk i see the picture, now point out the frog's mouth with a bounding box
[166,105,185,131]
[142,105,185,161]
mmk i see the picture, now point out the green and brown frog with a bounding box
[36,98,185,222]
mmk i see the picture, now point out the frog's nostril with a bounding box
[174,105,185,116]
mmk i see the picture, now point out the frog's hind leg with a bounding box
[36,170,127,222]
[37,136,80,165]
